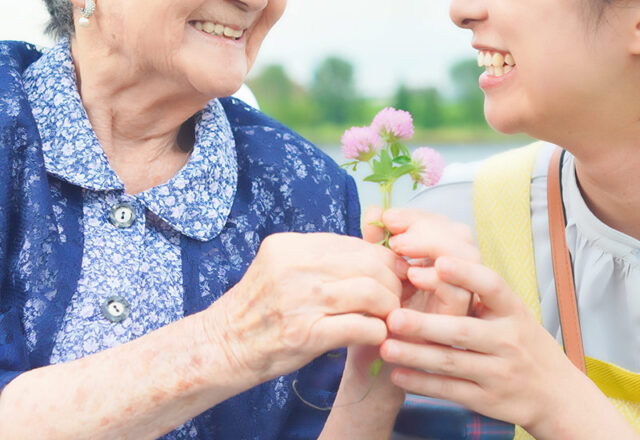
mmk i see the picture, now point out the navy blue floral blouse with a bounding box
[0,39,361,439]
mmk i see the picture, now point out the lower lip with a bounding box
[479,66,517,90]
[189,23,246,46]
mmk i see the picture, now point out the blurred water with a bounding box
[322,143,520,210]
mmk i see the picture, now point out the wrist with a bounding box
[524,363,622,440]
[341,352,406,412]
[194,298,263,391]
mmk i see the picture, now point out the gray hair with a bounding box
[42,0,74,40]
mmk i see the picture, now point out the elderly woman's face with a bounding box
[97,0,286,97]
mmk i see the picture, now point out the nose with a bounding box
[450,0,488,29]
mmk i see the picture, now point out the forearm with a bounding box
[320,362,404,440]
[0,305,256,440]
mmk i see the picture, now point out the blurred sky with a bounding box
[0,0,475,97]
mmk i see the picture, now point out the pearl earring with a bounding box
[79,0,96,28]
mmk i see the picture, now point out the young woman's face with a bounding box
[449,0,640,142]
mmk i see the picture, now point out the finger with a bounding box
[354,242,410,284]
[313,314,388,350]
[390,368,485,410]
[321,277,401,318]
[407,266,439,292]
[381,339,490,383]
[432,282,473,316]
[435,257,520,316]
[389,227,480,262]
[386,309,496,354]
[382,208,448,235]
[362,205,386,244]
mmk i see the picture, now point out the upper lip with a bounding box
[472,44,509,54]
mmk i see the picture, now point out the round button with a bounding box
[109,203,136,228]
[102,296,130,323]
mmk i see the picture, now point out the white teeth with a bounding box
[477,50,516,77]
[505,53,515,66]
[193,21,244,40]
[492,52,504,67]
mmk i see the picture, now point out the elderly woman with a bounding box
[0,0,409,438]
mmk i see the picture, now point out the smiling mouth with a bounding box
[477,50,516,77]
[191,21,245,40]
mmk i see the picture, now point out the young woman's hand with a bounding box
[381,256,635,439]
[363,206,480,316]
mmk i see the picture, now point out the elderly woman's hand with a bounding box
[206,232,409,385]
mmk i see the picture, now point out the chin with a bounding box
[179,50,249,99]
[484,101,527,135]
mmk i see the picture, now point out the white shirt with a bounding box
[409,143,640,372]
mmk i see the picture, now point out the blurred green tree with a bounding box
[310,56,359,124]
[449,59,486,125]
[248,64,319,126]
[394,85,443,128]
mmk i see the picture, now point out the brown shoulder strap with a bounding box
[547,148,587,374]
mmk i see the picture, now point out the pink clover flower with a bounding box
[411,147,445,187]
[371,107,415,140]
[341,126,383,161]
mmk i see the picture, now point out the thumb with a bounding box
[362,205,386,244]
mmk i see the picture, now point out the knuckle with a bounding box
[359,277,381,298]
[468,247,483,263]
[439,350,459,376]
[451,324,472,348]
[485,275,504,298]
[454,223,475,244]
[433,376,456,399]
[259,233,283,256]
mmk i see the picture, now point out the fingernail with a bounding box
[392,370,407,385]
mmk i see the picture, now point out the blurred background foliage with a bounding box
[248,56,515,146]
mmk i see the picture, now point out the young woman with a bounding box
[365,0,640,438]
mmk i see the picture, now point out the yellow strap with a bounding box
[587,357,640,403]
[473,143,544,324]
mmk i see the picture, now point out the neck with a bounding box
[70,38,209,194]
[570,142,640,241]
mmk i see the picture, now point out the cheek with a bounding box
[245,1,286,69]
[112,3,190,71]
